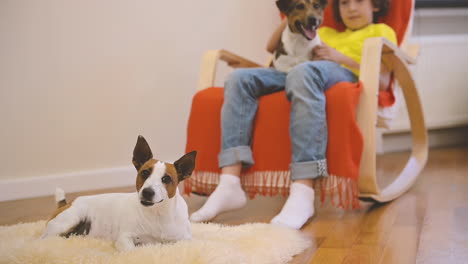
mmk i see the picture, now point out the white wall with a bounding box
[0,0,278,195]
[385,8,468,133]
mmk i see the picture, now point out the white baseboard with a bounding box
[0,166,135,202]
[2,127,466,202]
[382,126,468,153]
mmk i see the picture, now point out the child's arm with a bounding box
[313,43,359,70]
[313,44,391,91]
[266,19,288,54]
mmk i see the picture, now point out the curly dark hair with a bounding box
[332,0,390,25]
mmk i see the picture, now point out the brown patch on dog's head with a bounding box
[136,159,156,191]
[276,0,328,40]
[162,163,179,198]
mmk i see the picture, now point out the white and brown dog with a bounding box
[273,0,328,72]
[41,136,197,251]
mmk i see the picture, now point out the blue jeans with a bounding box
[219,61,357,180]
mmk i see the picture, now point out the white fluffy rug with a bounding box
[0,221,310,264]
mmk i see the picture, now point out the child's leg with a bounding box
[190,68,286,222]
[271,61,357,229]
[219,67,287,167]
[190,165,245,222]
[271,180,315,229]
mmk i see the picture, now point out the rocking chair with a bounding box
[184,0,428,206]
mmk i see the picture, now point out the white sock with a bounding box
[270,182,315,229]
[190,174,247,222]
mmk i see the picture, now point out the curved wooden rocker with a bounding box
[357,37,428,202]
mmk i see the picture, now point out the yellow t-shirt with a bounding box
[318,23,397,75]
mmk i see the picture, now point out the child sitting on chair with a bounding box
[190,0,397,229]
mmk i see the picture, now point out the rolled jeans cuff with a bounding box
[290,159,328,180]
[218,146,254,168]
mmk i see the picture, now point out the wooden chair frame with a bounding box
[195,36,428,203]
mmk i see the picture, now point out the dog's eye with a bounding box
[296,3,305,10]
[162,175,172,184]
[141,170,150,179]
[313,3,321,9]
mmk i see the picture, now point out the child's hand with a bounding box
[312,43,360,70]
[312,43,345,64]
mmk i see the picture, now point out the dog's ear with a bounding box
[174,151,197,182]
[132,135,153,171]
[320,0,328,8]
[276,0,290,14]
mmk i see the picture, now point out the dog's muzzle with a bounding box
[295,17,320,40]
[140,200,155,206]
[140,187,164,207]
[140,199,164,207]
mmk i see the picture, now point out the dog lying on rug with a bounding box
[272,0,327,72]
[41,136,197,251]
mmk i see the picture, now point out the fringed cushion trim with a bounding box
[314,175,362,210]
[183,171,291,199]
[184,171,361,210]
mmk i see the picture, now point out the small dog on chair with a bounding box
[41,136,197,251]
[273,0,328,72]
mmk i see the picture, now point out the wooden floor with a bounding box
[1,146,467,263]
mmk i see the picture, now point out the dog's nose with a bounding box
[308,17,318,26]
[142,188,155,200]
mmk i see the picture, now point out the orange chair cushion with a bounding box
[185,82,364,209]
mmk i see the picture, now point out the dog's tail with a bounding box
[55,187,67,208]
